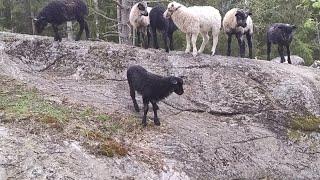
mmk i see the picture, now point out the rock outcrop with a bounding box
[271,55,305,65]
[1,32,320,179]
[311,60,320,69]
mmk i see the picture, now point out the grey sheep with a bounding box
[223,8,253,58]
[267,23,296,64]
[127,65,184,127]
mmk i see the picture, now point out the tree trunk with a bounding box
[93,0,99,39]
[117,0,132,45]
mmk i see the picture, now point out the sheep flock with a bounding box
[32,0,302,126]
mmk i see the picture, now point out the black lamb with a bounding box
[149,5,177,52]
[33,0,90,41]
[127,65,184,127]
[267,23,296,64]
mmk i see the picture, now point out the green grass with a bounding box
[0,87,70,122]
[97,114,111,122]
[0,76,145,157]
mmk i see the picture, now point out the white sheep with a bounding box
[164,1,221,57]
[223,8,253,58]
[129,2,151,48]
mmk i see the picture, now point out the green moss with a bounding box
[290,115,320,132]
[287,130,304,141]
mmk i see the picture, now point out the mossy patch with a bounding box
[287,114,320,142]
[0,75,138,158]
[290,115,320,132]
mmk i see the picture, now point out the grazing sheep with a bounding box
[164,1,221,57]
[129,2,151,48]
[149,5,177,52]
[33,0,89,41]
[223,8,253,58]
[127,65,184,127]
[267,23,296,64]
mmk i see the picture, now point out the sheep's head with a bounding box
[164,2,182,19]
[235,9,252,28]
[276,23,296,42]
[277,24,296,34]
[33,16,48,34]
[137,2,149,16]
[170,76,184,95]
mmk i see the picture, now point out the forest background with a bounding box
[0,0,319,65]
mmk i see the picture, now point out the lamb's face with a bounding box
[33,16,48,34]
[137,2,148,16]
[235,10,252,28]
[170,77,184,95]
[164,2,180,19]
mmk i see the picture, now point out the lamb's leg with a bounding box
[137,30,141,47]
[191,33,199,57]
[162,30,169,52]
[84,20,90,40]
[151,101,160,126]
[142,98,149,127]
[52,24,61,41]
[141,29,146,48]
[267,41,271,61]
[227,33,232,56]
[76,18,85,41]
[185,33,191,53]
[198,32,209,54]
[286,45,292,64]
[236,32,245,58]
[211,28,220,56]
[278,45,285,63]
[246,33,253,59]
[168,33,174,50]
[146,27,151,49]
[151,27,158,49]
[129,85,139,112]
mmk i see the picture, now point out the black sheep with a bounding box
[127,65,184,127]
[267,23,296,64]
[149,5,177,52]
[33,0,90,41]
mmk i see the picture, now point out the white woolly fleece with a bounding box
[164,1,221,56]
[129,2,150,28]
[223,8,253,35]
[164,2,221,34]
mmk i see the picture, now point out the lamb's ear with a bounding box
[176,6,182,10]
[247,11,252,16]
[235,11,242,17]
[291,25,297,30]
[170,78,178,85]
[33,18,38,22]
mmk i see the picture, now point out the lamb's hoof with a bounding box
[192,52,197,57]
[185,50,190,54]
[142,122,147,127]
[154,119,160,126]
